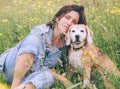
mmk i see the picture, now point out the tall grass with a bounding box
[0,0,120,89]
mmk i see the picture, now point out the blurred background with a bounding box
[0,0,120,89]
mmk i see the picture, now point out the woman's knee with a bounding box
[43,70,54,88]
[21,70,54,89]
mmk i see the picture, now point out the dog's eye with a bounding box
[81,30,84,32]
[72,30,75,32]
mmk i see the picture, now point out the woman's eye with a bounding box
[65,16,70,20]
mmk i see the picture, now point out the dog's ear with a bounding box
[86,26,93,44]
[65,29,71,46]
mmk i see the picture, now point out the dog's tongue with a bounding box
[75,41,80,44]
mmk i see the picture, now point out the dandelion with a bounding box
[93,16,102,23]
[106,3,110,6]
[29,17,39,22]
[0,33,3,37]
[97,16,102,19]
[0,82,9,89]
[1,19,8,23]
[104,9,109,13]
[18,34,24,41]
[19,9,27,14]
[109,7,120,14]
[13,0,17,3]
[18,25,22,28]
[55,0,60,2]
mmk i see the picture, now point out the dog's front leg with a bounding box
[83,67,97,89]
[83,67,91,88]
[48,69,73,88]
[67,64,73,79]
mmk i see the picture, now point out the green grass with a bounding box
[0,0,120,89]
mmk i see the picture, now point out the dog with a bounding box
[66,24,120,88]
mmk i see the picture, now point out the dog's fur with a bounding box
[66,25,120,88]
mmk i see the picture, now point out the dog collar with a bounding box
[73,46,84,50]
[73,41,87,51]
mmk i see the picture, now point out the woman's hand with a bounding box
[14,82,36,89]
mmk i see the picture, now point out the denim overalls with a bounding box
[0,24,62,89]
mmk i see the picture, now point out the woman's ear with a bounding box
[86,26,93,44]
[65,30,71,46]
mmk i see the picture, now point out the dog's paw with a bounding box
[83,83,97,89]
[65,82,74,88]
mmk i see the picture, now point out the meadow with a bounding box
[0,0,120,89]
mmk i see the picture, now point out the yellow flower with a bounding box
[0,33,3,37]
[1,19,8,23]
[55,0,60,2]
[83,51,92,55]
[83,51,95,59]
[0,82,9,89]
[18,34,24,41]
[18,25,22,28]
[47,1,51,6]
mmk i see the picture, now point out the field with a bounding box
[0,0,120,89]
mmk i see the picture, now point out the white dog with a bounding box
[66,24,120,89]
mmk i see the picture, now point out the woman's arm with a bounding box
[48,69,73,88]
[11,53,34,89]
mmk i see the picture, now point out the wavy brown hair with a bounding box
[46,4,87,29]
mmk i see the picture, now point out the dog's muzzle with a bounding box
[75,35,80,44]
[75,35,79,41]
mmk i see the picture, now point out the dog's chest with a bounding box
[69,50,83,68]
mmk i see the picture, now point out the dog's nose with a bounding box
[75,35,79,40]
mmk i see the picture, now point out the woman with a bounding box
[0,4,86,89]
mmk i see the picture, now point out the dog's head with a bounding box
[66,24,93,49]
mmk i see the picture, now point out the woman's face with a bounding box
[56,11,79,35]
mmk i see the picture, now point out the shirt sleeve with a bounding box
[17,35,42,58]
[17,24,47,59]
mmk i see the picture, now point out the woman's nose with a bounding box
[67,20,73,26]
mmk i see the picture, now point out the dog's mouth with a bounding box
[74,41,81,45]
[72,40,86,50]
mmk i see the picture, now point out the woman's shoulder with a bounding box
[30,24,51,35]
